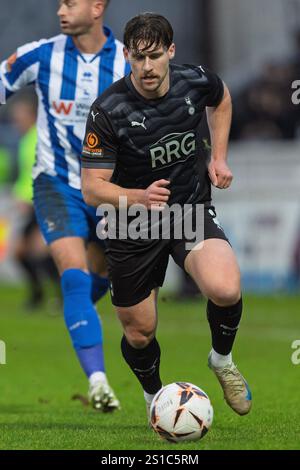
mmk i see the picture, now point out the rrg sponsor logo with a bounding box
[150,131,196,170]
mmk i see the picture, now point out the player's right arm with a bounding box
[82,167,170,209]
[81,166,144,207]
[81,104,170,209]
[0,40,44,101]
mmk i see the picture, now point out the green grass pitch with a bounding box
[1,285,300,450]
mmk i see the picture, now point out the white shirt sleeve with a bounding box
[0,39,47,93]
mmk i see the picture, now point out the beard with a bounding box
[60,20,91,37]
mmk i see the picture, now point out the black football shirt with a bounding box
[81,63,224,205]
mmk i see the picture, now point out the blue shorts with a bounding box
[33,173,102,245]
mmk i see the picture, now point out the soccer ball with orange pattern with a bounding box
[150,382,213,443]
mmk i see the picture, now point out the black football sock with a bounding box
[19,256,43,301]
[121,335,162,394]
[207,297,243,355]
[39,255,59,283]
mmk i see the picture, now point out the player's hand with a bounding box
[143,179,171,210]
[208,159,233,189]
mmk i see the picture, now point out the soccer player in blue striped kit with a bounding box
[0,0,130,411]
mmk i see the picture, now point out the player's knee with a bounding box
[50,239,88,275]
[125,327,155,349]
[210,285,241,307]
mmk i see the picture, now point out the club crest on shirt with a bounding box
[185,96,195,115]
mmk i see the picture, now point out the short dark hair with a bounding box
[123,13,174,52]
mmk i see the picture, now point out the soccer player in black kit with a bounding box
[81,13,252,420]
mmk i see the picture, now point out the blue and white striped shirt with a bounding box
[0,27,130,189]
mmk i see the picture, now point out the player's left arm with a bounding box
[206,83,233,189]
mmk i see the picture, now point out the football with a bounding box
[150,382,213,443]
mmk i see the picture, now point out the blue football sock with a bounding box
[76,344,105,378]
[61,269,105,376]
[90,272,110,304]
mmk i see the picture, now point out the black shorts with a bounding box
[105,205,229,307]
